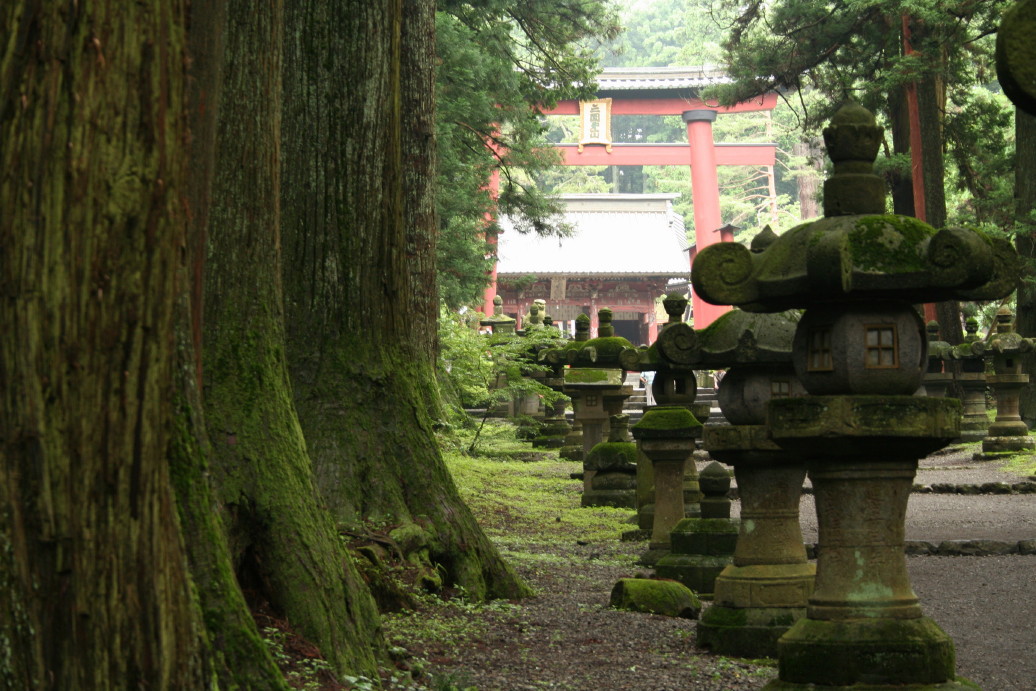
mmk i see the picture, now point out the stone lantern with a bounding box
[621,293,710,560]
[563,308,634,504]
[631,404,702,557]
[691,103,1016,689]
[582,414,638,508]
[922,321,954,398]
[972,307,1036,458]
[947,316,990,442]
[548,314,592,462]
[654,460,738,597]
[479,295,516,336]
[655,308,814,659]
[514,306,564,430]
[530,325,572,450]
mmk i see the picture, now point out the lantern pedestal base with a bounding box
[764,617,977,690]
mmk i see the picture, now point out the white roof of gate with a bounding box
[595,66,732,90]
[495,194,691,277]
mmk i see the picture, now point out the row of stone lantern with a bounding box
[925,309,1036,458]
[966,308,1036,456]
[688,102,1017,689]
[619,296,816,657]
[479,295,573,441]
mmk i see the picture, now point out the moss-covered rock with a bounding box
[609,578,702,619]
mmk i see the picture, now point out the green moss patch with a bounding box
[632,406,703,435]
[581,336,635,361]
[847,215,931,272]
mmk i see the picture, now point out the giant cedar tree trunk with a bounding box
[0,3,210,687]
[169,1,295,687]
[202,0,382,676]
[918,72,964,345]
[1014,110,1036,425]
[888,86,916,217]
[170,296,288,689]
[281,0,528,600]
[792,139,822,220]
[404,0,441,362]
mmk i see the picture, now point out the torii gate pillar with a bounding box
[683,109,728,328]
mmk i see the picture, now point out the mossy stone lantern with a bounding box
[922,321,955,398]
[691,103,1017,689]
[564,308,634,504]
[971,307,1036,458]
[480,295,516,336]
[621,292,710,558]
[947,316,990,442]
[631,405,703,554]
[530,325,572,450]
[663,308,814,659]
[654,461,738,597]
[582,414,638,508]
[547,313,593,462]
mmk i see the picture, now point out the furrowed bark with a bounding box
[202,0,382,676]
[281,0,529,600]
[0,2,208,686]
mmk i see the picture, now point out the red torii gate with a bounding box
[483,67,779,330]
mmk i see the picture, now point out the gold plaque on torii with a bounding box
[578,98,613,152]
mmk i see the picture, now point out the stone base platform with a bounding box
[697,604,806,659]
[765,617,973,689]
[765,680,979,690]
[976,434,1035,459]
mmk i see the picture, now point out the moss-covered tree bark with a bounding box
[1014,110,1036,425]
[0,2,210,687]
[169,2,294,687]
[281,0,529,600]
[201,0,382,676]
[170,300,288,689]
[918,71,964,345]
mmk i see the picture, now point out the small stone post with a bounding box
[654,461,738,598]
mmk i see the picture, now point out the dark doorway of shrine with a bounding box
[612,317,642,345]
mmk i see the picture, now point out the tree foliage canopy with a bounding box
[435,1,621,308]
[710,0,1021,239]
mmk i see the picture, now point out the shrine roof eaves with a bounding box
[595,66,731,90]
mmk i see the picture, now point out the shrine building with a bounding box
[495,193,690,344]
[483,66,778,330]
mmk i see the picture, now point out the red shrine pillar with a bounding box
[683,109,729,329]
[481,167,503,315]
[645,312,659,344]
